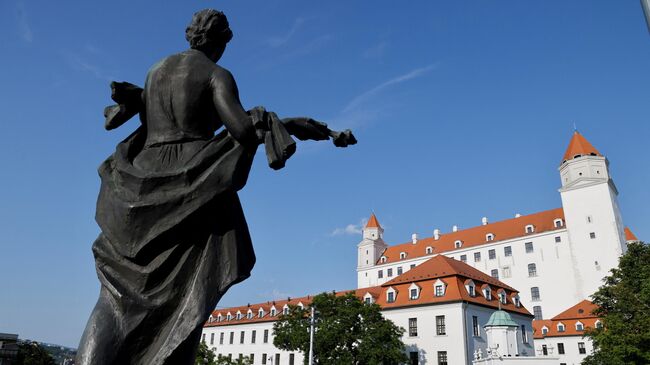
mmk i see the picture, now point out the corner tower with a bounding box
[357,214,388,288]
[559,131,627,299]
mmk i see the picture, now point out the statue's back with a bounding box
[143,49,222,147]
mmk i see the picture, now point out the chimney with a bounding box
[412,233,418,244]
[433,229,440,240]
[482,217,488,226]
[452,225,458,232]
[515,213,521,218]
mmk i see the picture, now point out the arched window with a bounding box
[236,312,242,320]
[576,322,584,331]
[270,307,277,316]
[486,233,494,242]
[512,295,521,307]
[258,308,264,318]
[386,287,397,303]
[557,323,565,332]
[541,326,548,335]
[554,219,564,228]
[400,252,407,260]
[408,283,420,300]
[434,279,446,297]
[595,320,603,329]
[425,246,433,254]
[528,263,537,277]
[226,313,232,321]
[247,311,253,319]
[482,286,492,300]
[498,291,507,304]
[454,240,463,248]
[465,280,476,297]
[380,256,387,263]
[283,306,289,315]
[525,224,535,234]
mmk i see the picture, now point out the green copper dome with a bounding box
[484,310,519,327]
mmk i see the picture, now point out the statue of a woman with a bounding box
[76,9,355,365]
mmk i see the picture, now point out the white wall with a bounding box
[535,336,594,365]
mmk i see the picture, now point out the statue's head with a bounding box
[185,9,233,61]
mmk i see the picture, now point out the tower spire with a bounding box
[561,131,602,164]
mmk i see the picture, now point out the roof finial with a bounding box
[573,121,578,133]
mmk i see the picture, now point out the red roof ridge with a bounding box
[562,131,602,163]
[625,227,638,241]
[551,299,599,320]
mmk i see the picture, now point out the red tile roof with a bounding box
[625,227,638,241]
[532,300,601,339]
[204,255,531,328]
[366,213,381,229]
[562,131,602,163]
[378,208,565,265]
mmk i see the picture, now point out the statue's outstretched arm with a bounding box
[211,69,258,147]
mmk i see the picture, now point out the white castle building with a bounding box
[201,132,640,365]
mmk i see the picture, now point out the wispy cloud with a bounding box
[258,288,293,300]
[331,218,367,236]
[16,0,32,43]
[266,17,306,48]
[342,63,438,114]
[62,51,115,81]
[363,41,388,59]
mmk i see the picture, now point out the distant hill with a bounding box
[20,340,76,364]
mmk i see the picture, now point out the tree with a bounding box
[273,292,408,365]
[195,341,217,365]
[15,341,56,365]
[583,241,650,365]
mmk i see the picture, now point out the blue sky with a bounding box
[1,0,648,347]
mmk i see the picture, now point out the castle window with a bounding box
[397,266,403,275]
[502,266,511,278]
[554,219,564,228]
[236,312,242,320]
[465,280,476,296]
[380,256,387,263]
[378,270,383,279]
[217,314,222,322]
[258,309,264,318]
[436,315,446,335]
[387,288,396,303]
[513,295,521,307]
[473,316,480,336]
[525,225,535,234]
[363,293,374,304]
[555,236,561,243]
[399,252,407,259]
[557,323,565,332]
[522,325,528,343]
[460,255,467,263]
[590,232,596,239]
[486,233,494,242]
[498,291,507,304]
[525,242,534,253]
[227,313,232,321]
[578,342,586,354]
[283,306,289,315]
[504,246,512,257]
[409,284,420,300]
[488,249,496,260]
[454,240,463,248]
[410,264,416,269]
[408,318,418,337]
[247,311,253,319]
[435,285,444,297]
[541,326,548,335]
[531,287,541,301]
[576,322,584,331]
[387,268,393,277]
[491,269,499,279]
[482,286,492,300]
[595,320,603,329]
[533,306,543,320]
[558,343,565,354]
[528,263,537,277]
[474,252,481,262]
[586,215,593,223]
[425,246,433,254]
[270,308,276,316]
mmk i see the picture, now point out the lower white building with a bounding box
[532,300,601,365]
[203,255,537,365]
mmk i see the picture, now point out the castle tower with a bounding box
[559,131,627,300]
[357,214,388,288]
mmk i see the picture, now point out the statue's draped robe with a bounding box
[77,125,280,365]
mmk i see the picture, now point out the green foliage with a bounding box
[215,354,252,365]
[273,292,408,365]
[582,241,650,365]
[15,342,56,365]
[195,341,217,365]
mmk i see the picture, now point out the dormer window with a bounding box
[363,293,374,304]
[482,286,492,300]
[386,287,397,303]
[576,321,584,331]
[208,315,214,322]
[513,295,521,307]
[380,256,387,263]
[595,320,603,329]
[554,219,564,228]
[258,309,264,318]
[541,326,548,335]
[283,306,289,315]
[425,246,433,255]
[236,312,242,320]
[400,252,407,260]
[557,323,565,332]
[408,283,420,300]
[486,233,494,242]
[465,280,476,297]
[498,290,507,304]
[298,302,304,309]
[217,314,223,322]
[270,307,277,316]
[247,311,253,319]
[226,313,232,321]
[434,279,446,297]
[525,225,535,234]
[454,240,463,248]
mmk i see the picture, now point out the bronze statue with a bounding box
[77,9,355,365]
